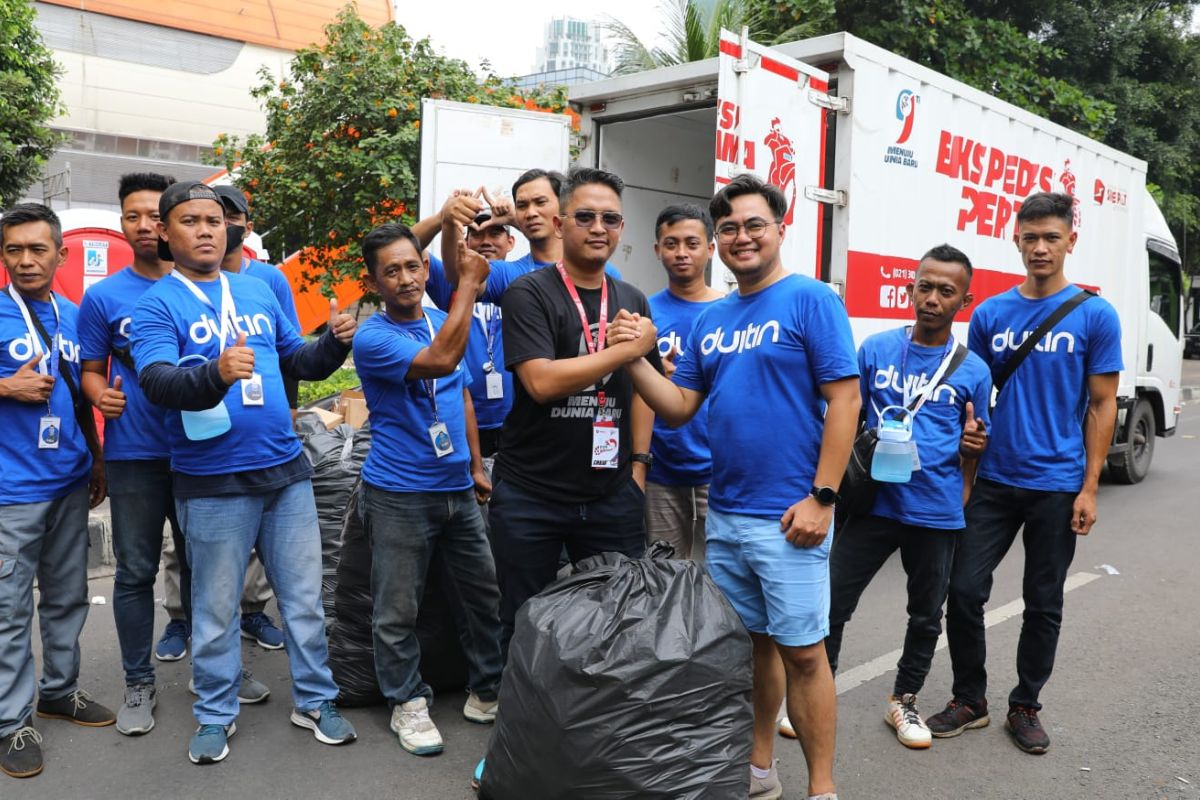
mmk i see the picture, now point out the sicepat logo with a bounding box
[699,320,781,355]
[992,328,1076,354]
[874,365,958,404]
[764,118,798,227]
[895,90,919,144]
[8,333,81,364]
[188,312,274,345]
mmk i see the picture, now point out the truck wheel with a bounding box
[1109,399,1155,485]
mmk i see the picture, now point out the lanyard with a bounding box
[484,307,501,368]
[555,262,608,405]
[7,286,61,379]
[170,271,237,353]
[399,313,441,423]
[899,327,956,413]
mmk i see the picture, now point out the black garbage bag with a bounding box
[480,552,753,800]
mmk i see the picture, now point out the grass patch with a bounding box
[298,368,360,407]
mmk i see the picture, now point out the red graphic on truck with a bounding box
[895,90,918,144]
[1060,159,1081,228]
[764,117,797,226]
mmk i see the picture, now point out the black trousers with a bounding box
[946,478,1077,710]
[826,514,959,696]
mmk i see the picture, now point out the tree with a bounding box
[606,0,767,75]
[0,0,65,207]
[209,6,569,293]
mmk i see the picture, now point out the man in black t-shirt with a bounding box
[491,167,660,655]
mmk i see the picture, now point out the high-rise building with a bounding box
[535,17,610,75]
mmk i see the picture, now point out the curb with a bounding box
[1182,386,1200,403]
[88,509,116,580]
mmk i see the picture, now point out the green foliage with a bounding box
[209,6,570,294]
[297,367,360,407]
[606,0,769,74]
[0,0,65,207]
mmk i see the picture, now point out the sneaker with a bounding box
[155,620,190,662]
[926,698,990,738]
[188,669,271,705]
[188,722,236,765]
[808,795,840,800]
[1006,705,1050,754]
[290,700,357,745]
[241,612,284,650]
[390,697,443,756]
[749,763,783,800]
[470,757,485,792]
[36,690,115,727]
[463,693,498,724]
[778,714,797,739]
[0,725,43,779]
[116,684,157,736]
[885,694,932,749]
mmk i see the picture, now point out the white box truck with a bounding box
[421,31,1185,482]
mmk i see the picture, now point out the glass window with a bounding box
[1148,248,1183,338]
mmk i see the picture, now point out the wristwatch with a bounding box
[631,453,653,468]
[810,485,839,506]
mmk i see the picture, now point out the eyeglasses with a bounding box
[715,218,779,242]
[564,210,624,230]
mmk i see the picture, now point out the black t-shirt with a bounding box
[497,265,661,503]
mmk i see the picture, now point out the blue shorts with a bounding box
[705,509,831,647]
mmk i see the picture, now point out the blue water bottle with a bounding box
[871,405,914,484]
[177,354,232,441]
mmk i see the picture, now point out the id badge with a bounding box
[428,421,454,458]
[591,418,619,470]
[909,440,922,472]
[485,371,504,400]
[38,415,62,450]
[241,373,265,407]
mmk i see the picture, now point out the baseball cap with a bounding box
[157,181,224,261]
[470,210,508,232]
[214,184,251,217]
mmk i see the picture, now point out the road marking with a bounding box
[834,570,1103,695]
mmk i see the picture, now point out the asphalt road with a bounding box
[8,405,1200,800]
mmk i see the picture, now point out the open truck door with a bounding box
[713,29,832,290]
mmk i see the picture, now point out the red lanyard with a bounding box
[555,262,608,406]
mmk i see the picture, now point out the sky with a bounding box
[394,1,663,77]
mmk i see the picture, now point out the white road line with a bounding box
[833,570,1103,696]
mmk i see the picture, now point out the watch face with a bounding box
[813,486,837,505]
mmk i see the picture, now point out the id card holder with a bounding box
[39,415,62,450]
[429,421,454,458]
[485,371,504,400]
[591,415,619,470]
[241,373,265,406]
[909,441,922,472]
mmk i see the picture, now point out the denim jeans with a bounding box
[360,484,503,706]
[176,478,338,725]
[0,485,90,737]
[108,459,187,686]
[945,479,1078,710]
[487,479,646,659]
[825,514,959,696]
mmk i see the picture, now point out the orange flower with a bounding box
[388,108,398,118]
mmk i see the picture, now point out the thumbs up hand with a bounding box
[218,331,256,385]
[959,400,988,458]
[3,352,55,404]
[328,297,357,344]
[98,374,128,419]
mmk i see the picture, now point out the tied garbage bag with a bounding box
[480,551,753,800]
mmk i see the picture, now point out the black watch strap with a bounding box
[631,453,653,467]
[810,485,839,506]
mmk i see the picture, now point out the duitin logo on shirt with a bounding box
[991,329,1076,354]
[188,312,274,345]
[874,365,957,404]
[657,331,685,358]
[699,321,781,356]
[7,334,81,364]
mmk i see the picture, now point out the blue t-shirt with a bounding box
[674,274,859,518]
[646,289,717,487]
[968,285,1123,492]
[78,266,170,461]
[480,252,622,304]
[859,328,993,529]
[241,259,300,329]
[0,292,91,505]
[130,271,305,477]
[354,308,473,493]
[427,255,510,430]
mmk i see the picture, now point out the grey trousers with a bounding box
[644,481,709,562]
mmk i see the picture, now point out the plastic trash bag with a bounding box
[480,551,753,800]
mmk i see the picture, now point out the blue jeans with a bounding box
[108,460,187,686]
[176,479,338,725]
[0,485,90,737]
[361,484,503,706]
[946,479,1078,710]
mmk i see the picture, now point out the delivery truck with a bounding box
[420,31,1185,483]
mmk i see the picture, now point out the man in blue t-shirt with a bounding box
[927,193,1122,755]
[635,203,723,561]
[354,222,502,758]
[0,203,114,780]
[621,175,860,800]
[131,181,359,765]
[824,244,992,751]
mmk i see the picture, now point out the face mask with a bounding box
[225,224,246,256]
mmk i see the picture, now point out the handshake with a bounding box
[607,309,658,363]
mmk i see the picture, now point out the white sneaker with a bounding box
[778,714,797,739]
[462,693,498,724]
[390,697,444,756]
[749,763,783,800]
[885,693,932,749]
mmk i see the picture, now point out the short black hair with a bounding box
[362,223,422,276]
[512,168,566,199]
[1,203,63,248]
[558,167,624,210]
[709,174,787,224]
[118,172,176,206]
[655,203,713,240]
[919,243,973,280]
[1017,192,1074,229]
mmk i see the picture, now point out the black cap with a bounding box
[157,181,223,261]
[214,184,250,217]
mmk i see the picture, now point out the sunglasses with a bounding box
[564,210,624,230]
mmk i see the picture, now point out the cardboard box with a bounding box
[301,406,344,430]
[338,389,369,429]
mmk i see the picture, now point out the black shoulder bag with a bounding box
[991,289,1095,396]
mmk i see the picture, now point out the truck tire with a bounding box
[1109,399,1155,485]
